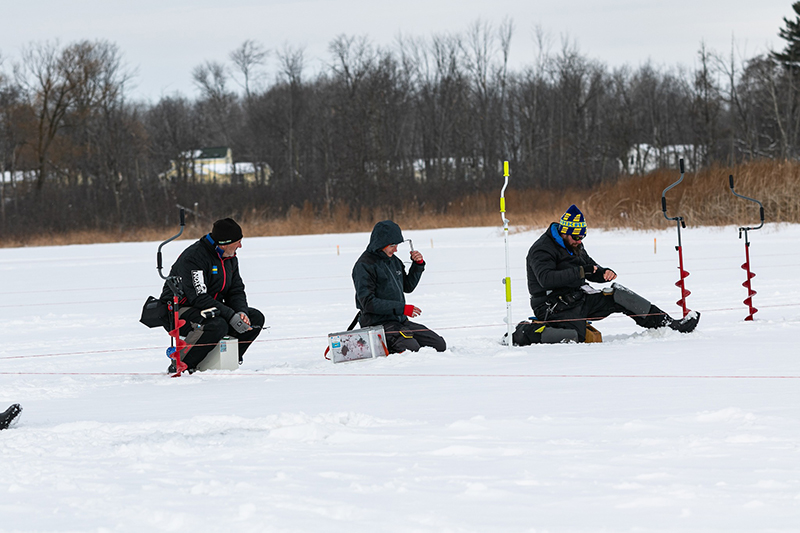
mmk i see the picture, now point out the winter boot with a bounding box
[167,357,189,374]
[0,404,22,430]
[669,311,700,333]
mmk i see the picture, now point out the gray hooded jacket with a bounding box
[352,220,425,327]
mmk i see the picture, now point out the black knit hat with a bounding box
[211,218,243,245]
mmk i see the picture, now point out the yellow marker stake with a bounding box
[501,160,513,345]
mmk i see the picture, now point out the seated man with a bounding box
[352,220,446,353]
[521,204,699,344]
[160,218,264,371]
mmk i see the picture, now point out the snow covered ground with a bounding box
[1,223,798,532]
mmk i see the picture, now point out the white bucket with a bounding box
[196,336,239,371]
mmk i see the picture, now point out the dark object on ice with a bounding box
[512,321,603,346]
[139,295,170,329]
[0,404,22,430]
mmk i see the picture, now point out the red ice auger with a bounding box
[157,208,187,377]
[661,159,691,318]
[729,174,764,321]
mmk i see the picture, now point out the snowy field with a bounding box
[1,222,799,532]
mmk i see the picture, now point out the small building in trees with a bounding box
[163,147,270,185]
[621,144,706,175]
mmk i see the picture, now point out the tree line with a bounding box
[1,12,800,238]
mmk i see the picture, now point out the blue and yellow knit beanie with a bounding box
[558,204,587,238]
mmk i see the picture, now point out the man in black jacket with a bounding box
[523,205,699,344]
[160,218,264,370]
[352,220,446,353]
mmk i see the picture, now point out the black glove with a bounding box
[229,313,252,333]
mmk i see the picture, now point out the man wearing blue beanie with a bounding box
[517,205,700,345]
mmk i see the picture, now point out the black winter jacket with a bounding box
[526,223,610,310]
[160,234,249,321]
[352,220,424,327]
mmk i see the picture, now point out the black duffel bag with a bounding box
[140,296,170,329]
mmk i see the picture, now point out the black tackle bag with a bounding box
[140,296,170,329]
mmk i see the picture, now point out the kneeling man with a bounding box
[352,220,446,353]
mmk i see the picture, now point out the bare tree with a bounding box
[691,42,722,167]
[277,44,306,185]
[229,39,268,98]
[192,60,239,146]
[14,40,127,191]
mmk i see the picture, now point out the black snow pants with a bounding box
[534,292,670,342]
[170,306,264,369]
[381,320,447,353]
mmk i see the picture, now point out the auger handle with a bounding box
[157,208,186,279]
[661,158,685,223]
[729,174,764,231]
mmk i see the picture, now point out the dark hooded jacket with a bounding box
[160,234,249,321]
[352,220,425,327]
[526,222,610,310]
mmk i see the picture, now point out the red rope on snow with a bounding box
[1,303,798,362]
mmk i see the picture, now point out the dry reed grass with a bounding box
[581,159,800,230]
[4,159,797,248]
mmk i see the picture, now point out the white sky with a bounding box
[0,0,794,101]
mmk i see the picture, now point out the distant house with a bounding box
[622,143,706,175]
[163,146,269,185]
[1,170,31,184]
[410,157,498,182]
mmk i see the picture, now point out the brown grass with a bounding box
[4,159,797,248]
[580,159,800,230]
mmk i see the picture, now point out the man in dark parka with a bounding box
[352,220,446,353]
[160,218,264,370]
[524,205,699,343]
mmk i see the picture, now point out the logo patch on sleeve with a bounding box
[191,270,207,295]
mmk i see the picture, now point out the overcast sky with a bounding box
[0,1,794,101]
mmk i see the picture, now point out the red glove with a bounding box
[403,304,421,318]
